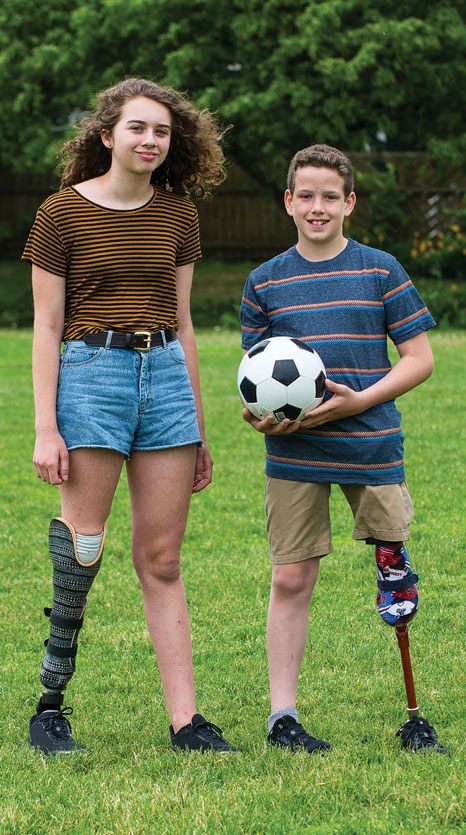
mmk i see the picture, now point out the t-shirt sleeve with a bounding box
[383,258,436,345]
[240,272,272,350]
[176,209,202,266]
[21,208,68,277]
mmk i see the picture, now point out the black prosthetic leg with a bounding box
[29,518,105,753]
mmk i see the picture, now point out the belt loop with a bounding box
[161,329,167,349]
[104,330,113,350]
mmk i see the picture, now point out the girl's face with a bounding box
[102,96,172,176]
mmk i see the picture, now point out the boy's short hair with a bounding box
[287,144,354,197]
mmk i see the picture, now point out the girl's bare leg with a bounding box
[126,446,197,733]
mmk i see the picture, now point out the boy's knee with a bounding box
[272,559,319,597]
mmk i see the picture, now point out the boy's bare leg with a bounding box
[267,557,320,713]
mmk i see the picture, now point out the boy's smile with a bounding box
[284,166,356,261]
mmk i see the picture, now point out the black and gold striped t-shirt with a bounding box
[22,186,202,341]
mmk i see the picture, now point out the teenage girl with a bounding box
[23,78,235,754]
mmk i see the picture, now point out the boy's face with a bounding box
[284,166,356,260]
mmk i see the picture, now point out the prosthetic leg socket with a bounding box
[39,517,105,697]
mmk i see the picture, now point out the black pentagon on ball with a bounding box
[248,339,270,358]
[290,338,315,354]
[272,359,300,386]
[315,370,326,397]
[274,404,302,421]
[239,376,258,403]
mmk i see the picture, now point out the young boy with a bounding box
[240,144,448,754]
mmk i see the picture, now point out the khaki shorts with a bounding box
[265,477,414,565]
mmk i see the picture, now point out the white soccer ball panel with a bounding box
[293,350,326,378]
[237,353,275,386]
[263,336,300,360]
[285,375,315,402]
[256,377,288,410]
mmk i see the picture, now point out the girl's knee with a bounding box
[133,543,181,584]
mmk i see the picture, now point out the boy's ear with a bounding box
[344,191,356,216]
[284,189,294,216]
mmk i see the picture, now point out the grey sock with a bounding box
[268,708,299,733]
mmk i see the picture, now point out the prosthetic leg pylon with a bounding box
[371,539,449,754]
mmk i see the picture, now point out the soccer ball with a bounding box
[237,336,326,422]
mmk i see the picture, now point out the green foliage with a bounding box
[1,328,465,833]
[409,213,466,281]
[1,0,465,196]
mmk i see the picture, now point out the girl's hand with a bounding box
[192,442,213,493]
[242,407,302,435]
[299,379,365,428]
[33,430,69,485]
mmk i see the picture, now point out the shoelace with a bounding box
[273,720,309,744]
[193,719,225,742]
[285,724,314,745]
[43,707,74,740]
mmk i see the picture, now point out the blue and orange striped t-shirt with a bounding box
[22,185,202,341]
[240,239,436,485]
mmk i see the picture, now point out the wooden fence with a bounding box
[1,155,464,260]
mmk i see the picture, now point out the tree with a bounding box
[1,0,465,196]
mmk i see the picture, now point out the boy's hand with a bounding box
[242,407,302,435]
[299,379,365,428]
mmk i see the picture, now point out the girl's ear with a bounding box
[101,129,112,149]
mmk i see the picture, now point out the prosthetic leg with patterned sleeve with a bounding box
[29,517,105,754]
[370,539,449,754]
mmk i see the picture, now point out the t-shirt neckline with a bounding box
[70,185,157,213]
[292,239,352,268]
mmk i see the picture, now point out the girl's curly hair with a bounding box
[59,78,229,198]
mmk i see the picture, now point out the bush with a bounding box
[408,215,466,280]
[415,278,466,329]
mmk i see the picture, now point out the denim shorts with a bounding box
[56,336,201,456]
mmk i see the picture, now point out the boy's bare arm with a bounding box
[242,332,434,435]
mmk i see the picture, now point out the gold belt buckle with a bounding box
[133,331,152,352]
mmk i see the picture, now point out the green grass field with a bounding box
[0,329,465,834]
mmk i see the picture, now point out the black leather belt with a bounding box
[83,329,177,352]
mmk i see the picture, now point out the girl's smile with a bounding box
[102,96,172,176]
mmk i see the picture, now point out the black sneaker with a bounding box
[29,708,84,755]
[170,713,237,752]
[396,716,449,754]
[268,715,331,754]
